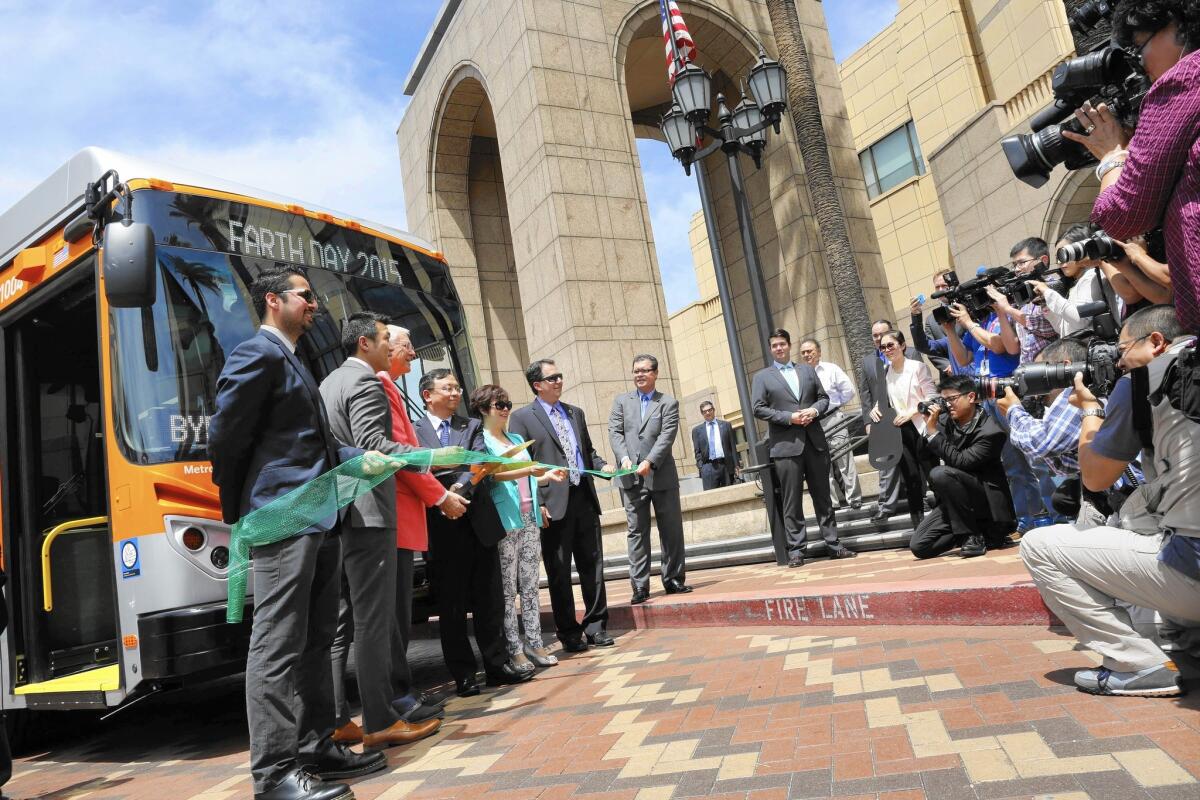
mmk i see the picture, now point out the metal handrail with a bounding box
[41,516,108,612]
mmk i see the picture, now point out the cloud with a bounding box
[0,0,421,230]
[637,140,702,314]
[823,0,899,62]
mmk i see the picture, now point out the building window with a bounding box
[859,121,925,199]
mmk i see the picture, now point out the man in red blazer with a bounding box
[382,326,468,718]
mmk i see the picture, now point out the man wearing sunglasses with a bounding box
[509,359,616,652]
[211,268,394,800]
[909,374,1015,559]
[1022,305,1200,697]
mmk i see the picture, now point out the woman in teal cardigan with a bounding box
[470,384,565,670]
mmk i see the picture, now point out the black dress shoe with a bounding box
[455,676,481,697]
[586,631,616,647]
[787,554,805,568]
[663,580,693,595]
[827,545,857,560]
[560,637,589,652]
[301,742,387,780]
[255,768,351,800]
[960,535,986,558]
[392,694,445,723]
[486,660,535,685]
[870,509,890,524]
[630,587,650,604]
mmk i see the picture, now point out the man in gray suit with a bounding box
[319,312,446,750]
[752,329,855,568]
[608,355,692,604]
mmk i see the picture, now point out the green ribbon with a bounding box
[225,447,637,622]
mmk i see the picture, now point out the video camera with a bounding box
[928,264,1066,326]
[1001,4,1150,188]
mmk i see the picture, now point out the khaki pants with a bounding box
[1020,524,1200,672]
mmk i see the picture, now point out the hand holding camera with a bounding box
[1061,100,1130,162]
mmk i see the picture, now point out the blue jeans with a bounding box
[985,400,1046,524]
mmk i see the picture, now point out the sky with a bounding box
[0,0,897,313]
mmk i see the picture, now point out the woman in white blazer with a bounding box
[871,330,938,528]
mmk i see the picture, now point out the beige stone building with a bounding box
[395,0,893,462]
[838,0,1101,324]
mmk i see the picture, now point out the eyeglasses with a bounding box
[632,368,656,375]
[539,373,564,383]
[1011,257,1038,270]
[436,385,464,394]
[1126,36,1152,65]
[278,288,317,304]
[941,393,964,404]
[490,400,513,411]
[1117,333,1151,357]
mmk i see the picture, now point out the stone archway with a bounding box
[1042,167,1101,246]
[428,66,530,392]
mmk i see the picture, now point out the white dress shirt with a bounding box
[705,419,724,459]
[884,357,938,434]
[813,360,855,412]
[259,325,296,353]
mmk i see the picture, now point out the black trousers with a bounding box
[773,447,838,558]
[699,459,731,490]
[541,484,609,642]
[910,466,1004,559]
[428,519,507,683]
[897,422,934,519]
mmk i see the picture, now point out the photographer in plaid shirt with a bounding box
[1062,1,1197,330]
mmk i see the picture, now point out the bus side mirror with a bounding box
[102,221,157,307]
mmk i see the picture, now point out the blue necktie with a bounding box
[708,421,718,458]
[438,419,450,447]
[640,393,650,420]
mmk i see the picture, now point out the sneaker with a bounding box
[1073,662,1183,697]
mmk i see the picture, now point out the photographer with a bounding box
[1021,305,1200,697]
[1027,224,1125,336]
[1108,236,1174,307]
[1062,1,1200,332]
[909,374,1016,559]
[909,269,958,375]
[991,238,1058,365]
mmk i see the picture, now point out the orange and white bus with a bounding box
[0,148,473,737]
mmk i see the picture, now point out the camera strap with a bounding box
[1130,365,1154,453]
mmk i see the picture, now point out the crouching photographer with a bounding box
[908,375,1016,560]
[1021,305,1200,697]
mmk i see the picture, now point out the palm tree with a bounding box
[765,0,875,384]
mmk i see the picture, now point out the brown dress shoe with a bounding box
[331,720,363,745]
[362,717,441,749]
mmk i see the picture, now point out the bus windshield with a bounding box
[109,190,473,465]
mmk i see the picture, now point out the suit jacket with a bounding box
[509,399,606,520]
[318,359,425,531]
[378,375,445,551]
[921,408,1015,526]
[209,329,355,527]
[858,347,920,425]
[751,362,830,459]
[412,413,505,547]
[692,418,738,464]
[608,390,680,491]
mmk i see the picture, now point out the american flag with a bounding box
[660,0,696,86]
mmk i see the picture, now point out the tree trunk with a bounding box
[766,0,876,386]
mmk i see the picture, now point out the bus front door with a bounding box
[1,275,119,708]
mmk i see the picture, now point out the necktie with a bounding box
[550,406,581,486]
[439,419,450,447]
[640,393,650,420]
[708,421,717,458]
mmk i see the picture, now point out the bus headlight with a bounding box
[180,526,207,551]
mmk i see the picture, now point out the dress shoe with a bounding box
[787,554,805,568]
[363,717,441,749]
[524,645,559,667]
[331,720,363,745]
[630,587,650,604]
[560,637,589,653]
[254,768,351,800]
[392,694,444,723]
[827,545,857,560]
[960,535,986,558]
[455,676,481,697]
[870,509,890,525]
[586,631,616,647]
[663,580,693,595]
[486,660,535,685]
[301,742,386,780]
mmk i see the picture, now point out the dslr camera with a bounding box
[983,338,1122,400]
[917,395,951,416]
[1002,5,1150,188]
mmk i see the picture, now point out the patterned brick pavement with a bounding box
[8,625,1198,800]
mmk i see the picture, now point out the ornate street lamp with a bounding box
[660,103,696,172]
[732,88,767,164]
[747,49,787,132]
[671,61,712,124]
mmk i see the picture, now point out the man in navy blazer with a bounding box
[508,359,615,652]
[411,368,528,697]
[751,329,854,568]
[209,267,386,800]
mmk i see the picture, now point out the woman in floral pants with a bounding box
[471,385,565,671]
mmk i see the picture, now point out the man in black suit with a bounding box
[209,267,385,800]
[860,319,923,525]
[691,401,739,489]
[412,369,530,697]
[509,359,615,651]
[752,329,855,567]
